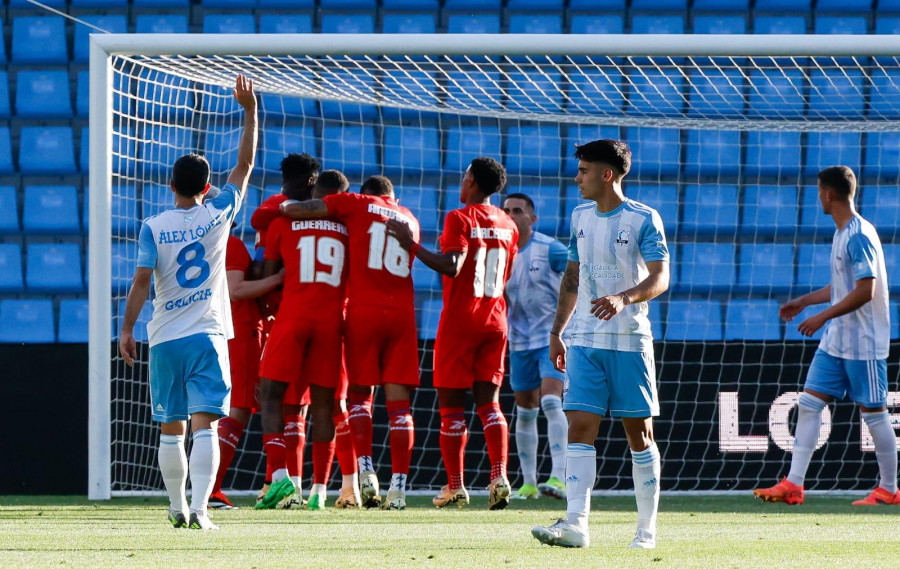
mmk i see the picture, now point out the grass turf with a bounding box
[0,494,896,568]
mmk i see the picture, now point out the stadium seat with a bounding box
[677,243,735,293]
[112,240,138,295]
[321,14,375,34]
[27,243,83,293]
[505,125,562,177]
[795,243,831,292]
[135,14,190,34]
[444,125,502,174]
[816,0,872,11]
[563,124,619,176]
[0,244,24,293]
[443,69,503,113]
[133,0,188,6]
[116,299,154,343]
[631,14,685,35]
[15,71,72,119]
[204,125,242,174]
[0,18,5,64]
[744,131,802,179]
[321,126,377,177]
[627,70,685,117]
[0,72,10,119]
[262,127,318,174]
[395,185,441,234]
[566,70,625,117]
[320,0,376,7]
[0,187,19,235]
[508,14,563,34]
[753,15,807,35]
[681,185,739,237]
[629,184,679,238]
[741,185,799,238]
[683,130,741,178]
[867,71,900,119]
[754,0,811,11]
[259,14,314,34]
[725,300,782,341]
[808,70,864,119]
[19,127,77,175]
[875,15,900,35]
[58,299,89,344]
[630,0,686,8]
[382,125,442,174]
[319,71,378,121]
[84,184,140,237]
[381,13,436,34]
[562,189,591,228]
[568,0,624,9]
[202,14,256,34]
[692,15,747,34]
[692,0,749,11]
[687,70,745,118]
[12,16,67,64]
[747,70,806,118]
[383,0,438,8]
[23,185,80,235]
[814,16,867,35]
[412,260,441,292]
[380,70,440,121]
[804,132,861,177]
[0,300,55,344]
[517,185,561,236]
[201,0,256,7]
[74,15,128,63]
[133,71,195,122]
[665,300,723,341]
[76,71,90,117]
[569,14,624,35]
[864,133,900,181]
[783,304,827,341]
[0,127,12,175]
[259,0,314,6]
[798,185,833,237]
[860,186,900,241]
[625,127,681,178]
[142,184,176,220]
[419,298,442,340]
[884,245,900,294]
[235,187,261,231]
[447,14,501,34]
[506,0,563,8]
[737,243,795,293]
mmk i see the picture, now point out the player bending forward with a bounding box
[119,74,257,530]
[754,166,898,507]
[531,139,669,549]
[388,157,518,510]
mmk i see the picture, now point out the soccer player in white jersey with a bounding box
[531,139,669,550]
[119,74,257,530]
[754,166,898,507]
[502,193,569,501]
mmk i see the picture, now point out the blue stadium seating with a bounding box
[12,16,67,64]
[112,241,137,294]
[861,186,900,241]
[0,128,11,175]
[629,184,679,237]
[321,14,375,34]
[795,243,831,292]
[447,14,501,34]
[383,0,438,8]
[568,0,624,9]
[569,14,624,35]
[647,301,663,339]
[419,298,442,340]
[681,185,739,237]
[0,72,10,119]
[517,185,562,236]
[808,70,865,119]
[382,125,442,174]
[753,15,807,34]
[133,71,195,121]
[23,185,80,235]
[804,132,861,176]
[631,14,685,35]
[19,127,77,175]
[783,304,827,341]
[259,14,314,34]
[15,70,72,119]
[262,127,318,174]
[83,184,140,237]
[394,185,441,234]
[692,15,747,35]
[235,187,261,231]
[631,0,687,9]
[76,71,89,117]
[864,133,900,180]
[798,185,834,237]
[678,243,735,293]
[319,71,378,121]
[133,0,188,6]
[444,125,502,174]
[884,245,900,294]
[381,13,436,34]
[741,185,800,237]
[444,69,503,113]
[725,300,782,341]
[135,14,190,34]
[0,244,24,293]
[868,71,900,119]
[116,299,153,343]
[626,127,681,178]
[412,260,440,291]
[142,184,174,220]
[320,0,377,7]
[71,0,128,6]
[509,14,563,34]
[505,125,562,177]
[74,15,128,63]
[27,243,83,294]
[687,70,745,118]
[683,130,741,178]
[737,243,795,293]
[321,125,377,177]
[0,300,55,344]
[566,70,625,117]
[201,0,256,7]
[665,300,723,341]
[816,0,873,11]
[381,70,440,120]
[744,131,802,179]
[562,189,591,227]
[203,14,256,34]
[204,125,242,175]
[628,70,685,117]
[692,0,749,10]
[259,0,314,6]
[755,0,811,11]
[506,70,563,114]
[748,70,806,118]
[563,124,619,176]
[0,187,19,235]
[814,16,868,35]
[875,15,900,34]
[58,299,89,344]
[201,84,242,118]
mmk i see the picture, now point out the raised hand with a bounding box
[233,73,256,111]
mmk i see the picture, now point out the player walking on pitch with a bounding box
[531,140,669,549]
[119,74,257,530]
[754,166,898,507]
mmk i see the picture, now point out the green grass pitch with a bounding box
[0,494,896,568]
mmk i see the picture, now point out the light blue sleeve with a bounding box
[549,239,568,272]
[136,221,157,269]
[567,210,579,262]
[847,232,878,280]
[207,182,241,222]
[638,210,669,263]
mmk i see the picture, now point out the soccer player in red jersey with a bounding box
[387,157,518,510]
[208,228,283,510]
[281,175,420,511]
[251,152,320,253]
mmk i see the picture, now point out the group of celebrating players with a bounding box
[120,74,898,547]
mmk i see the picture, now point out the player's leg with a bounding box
[280,397,308,509]
[537,350,568,499]
[187,412,223,530]
[255,377,292,508]
[159,420,190,528]
[474,381,511,511]
[210,407,251,509]
[433,387,471,508]
[345,312,382,507]
[333,361,360,507]
[510,349,541,500]
[308,384,338,510]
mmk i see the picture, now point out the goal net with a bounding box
[89,34,900,499]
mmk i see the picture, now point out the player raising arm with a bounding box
[119,74,257,530]
[531,139,669,550]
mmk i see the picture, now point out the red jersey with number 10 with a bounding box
[323,192,419,310]
[439,204,518,332]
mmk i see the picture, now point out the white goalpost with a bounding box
[89,33,900,500]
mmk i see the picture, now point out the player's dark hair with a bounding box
[171,153,210,198]
[469,157,506,196]
[360,175,394,196]
[574,139,632,177]
[817,165,857,200]
[313,169,349,197]
[280,152,321,183]
[504,192,535,211]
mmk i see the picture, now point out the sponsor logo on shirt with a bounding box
[164,288,213,311]
[577,229,585,238]
[529,261,541,273]
[470,226,515,241]
[585,263,625,280]
[616,229,631,246]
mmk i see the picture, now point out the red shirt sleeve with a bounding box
[251,194,287,231]
[226,236,251,272]
[439,210,469,254]
[323,192,360,221]
[263,218,284,261]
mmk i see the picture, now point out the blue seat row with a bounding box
[0,242,83,294]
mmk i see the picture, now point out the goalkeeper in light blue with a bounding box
[530,139,669,550]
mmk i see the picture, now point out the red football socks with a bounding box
[387,399,414,476]
[313,440,336,485]
[439,406,468,490]
[262,433,287,478]
[333,410,357,475]
[283,413,306,481]
[212,416,244,493]
[477,402,508,480]
[347,392,374,460]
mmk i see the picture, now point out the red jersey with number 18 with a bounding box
[439,204,518,333]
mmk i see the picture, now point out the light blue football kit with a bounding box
[563,199,668,417]
[136,183,242,422]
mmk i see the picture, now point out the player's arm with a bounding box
[225,74,258,197]
[590,260,670,320]
[251,196,283,232]
[549,260,579,372]
[779,286,831,321]
[262,259,283,279]
[227,268,283,301]
[796,279,874,337]
[119,267,152,367]
[385,217,466,277]
[279,198,328,219]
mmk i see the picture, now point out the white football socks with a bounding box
[514,405,539,487]
[389,473,407,493]
[342,472,358,492]
[787,392,827,487]
[541,394,568,481]
[158,434,188,514]
[189,429,219,513]
[631,443,661,535]
[564,443,596,530]
[862,410,898,493]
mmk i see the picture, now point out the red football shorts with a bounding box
[284,382,311,407]
[227,328,262,411]
[344,304,419,387]
[258,312,343,394]
[433,324,507,389]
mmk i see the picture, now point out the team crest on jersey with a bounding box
[184,215,193,224]
[616,229,631,246]
[529,261,541,273]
